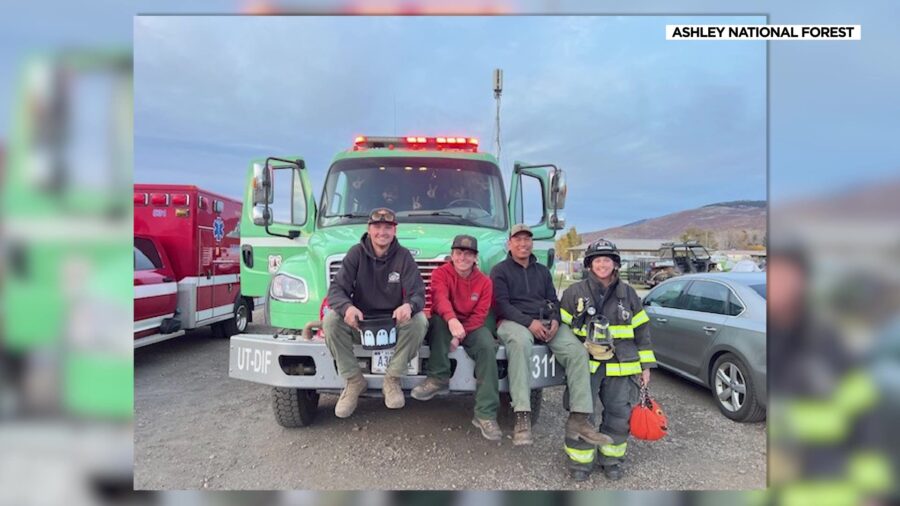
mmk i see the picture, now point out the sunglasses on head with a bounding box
[369,209,397,223]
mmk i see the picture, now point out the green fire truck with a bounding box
[228,135,569,427]
[1,50,133,420]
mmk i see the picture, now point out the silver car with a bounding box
[642,272,766,422]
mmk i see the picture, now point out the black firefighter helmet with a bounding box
[583,239,621,269]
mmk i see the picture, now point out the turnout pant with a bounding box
[595,373,642,467]
[323,310,428,379]
[497,321,594,413]
[424,315,500,420]
[565,364,642,474]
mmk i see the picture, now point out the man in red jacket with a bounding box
[411,234,501,440]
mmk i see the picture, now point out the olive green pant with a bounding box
[323,310,428,378]
[424,315,499,420]
[497,320,594,413]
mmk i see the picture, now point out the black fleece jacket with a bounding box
[327,233,425,319]
[490,252,560,327]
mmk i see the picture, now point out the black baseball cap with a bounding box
[451,234,478,253]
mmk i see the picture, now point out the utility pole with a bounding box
[493,68,503,166]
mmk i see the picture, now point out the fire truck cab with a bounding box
[134,184,257,348]
[229,136,568,427]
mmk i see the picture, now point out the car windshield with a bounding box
[690,246,710,259]
[318,157,507,229]
[749,283,766,300]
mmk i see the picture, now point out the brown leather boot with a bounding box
[566,412,613,446]
[512,411,533,446]
[382,375,405,409]
[334,372,367,418]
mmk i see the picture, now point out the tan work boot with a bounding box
[382,375,405,409]
[334,372,367,418]
[411,377,449,401]
[471,417,502,441]
[566,412,613,446]
[512,411,533,446]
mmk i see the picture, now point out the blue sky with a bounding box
[133,15,766,232]
[2,1,899,231]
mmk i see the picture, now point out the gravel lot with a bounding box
[135,309,766,490]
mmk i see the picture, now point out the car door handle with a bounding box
[655,318,668,323]
[703,326,717,333]
[162,277,174,283]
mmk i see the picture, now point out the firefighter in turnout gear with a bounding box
[559,239,657,481]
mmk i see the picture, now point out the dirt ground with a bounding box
[134,309,766,491]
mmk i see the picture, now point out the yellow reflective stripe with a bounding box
[609,325,634,339]
[631,310,649,327]
[639,350,656,363]
[560,308,573,325]
[565,445,596,464]
[834,371,878,416]
[599,442,627,458]
[573,326,588,337]
[782,482,860,506]
[589,360,601,374]
[849,452,893,492]
[606,361,642,376]
[786,401,848,443]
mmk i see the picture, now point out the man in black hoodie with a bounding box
[323,208,428,418]
[491,224,610,448]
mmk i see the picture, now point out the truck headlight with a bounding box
[270,274,309,303]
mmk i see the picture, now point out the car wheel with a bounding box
[710,353,765,422]
[273,387,320,428]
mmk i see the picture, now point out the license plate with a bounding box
[371,349,419,375]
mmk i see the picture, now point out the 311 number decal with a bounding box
[532,353,557,379]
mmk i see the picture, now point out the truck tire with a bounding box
[273,387,320,428]
[500,390,543,425]
[213,297,250,338]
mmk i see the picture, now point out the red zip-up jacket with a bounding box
[429,262,492,338]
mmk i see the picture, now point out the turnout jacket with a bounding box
[559,272,656,376]
[327,233,426,319]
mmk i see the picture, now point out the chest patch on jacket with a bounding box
[471,293,479,301]
[388,272,400,283]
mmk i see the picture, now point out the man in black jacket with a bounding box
[323,207,428,418]
[491,224,610,448]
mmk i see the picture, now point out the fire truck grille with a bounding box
[328,259,444,312]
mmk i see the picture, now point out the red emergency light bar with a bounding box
[171,194,190,206]
[353,135,479,152]
[134,192,148,206]
[150,193,170,206]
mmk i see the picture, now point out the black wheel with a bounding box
[500,390,543,425]
[273,387,320,428]
[710,353,765,423]
[213,297,250,338]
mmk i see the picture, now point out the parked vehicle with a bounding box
[646,241,717,288]
[134,184,257,347]
[229,135,568,427]
[642,272,766,422]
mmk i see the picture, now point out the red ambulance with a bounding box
[133,184,258,348]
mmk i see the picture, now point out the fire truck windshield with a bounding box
[319,157,507,230]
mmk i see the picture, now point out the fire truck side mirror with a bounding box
[550,168,567,210]
[251,162,272,206]
[549,210,565,230]
[252,204,272,226]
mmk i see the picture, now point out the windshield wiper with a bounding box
[406,211,480,227]
[332,212,370,219]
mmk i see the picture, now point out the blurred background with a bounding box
[1,0,898,505]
